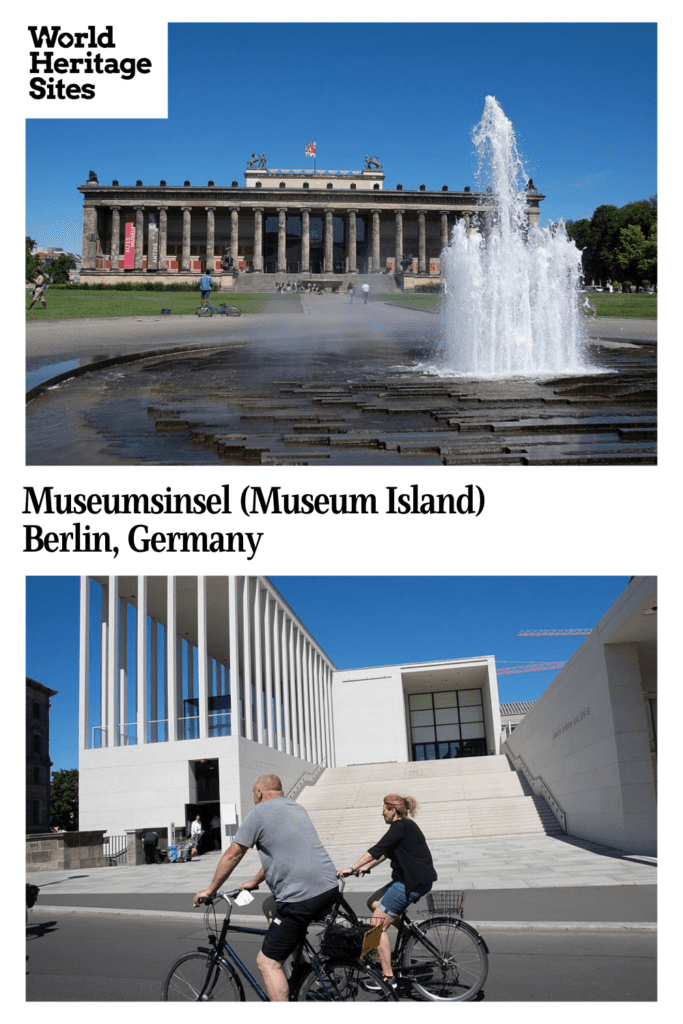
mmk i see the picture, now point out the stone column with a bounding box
[418,211,426,274]
[134,206,145,270]
[301,208,311,273]
[372,210,381,273]
[230,208,239,269]
[253,208,264,272]
[205,207,215,269]
[464,211,472,236]
[78,577,90,753]
[395,210,404,274]
[136,576,147,745]
[82,205,98,269]
[324,209,334,273]
[110,206,121,269]
[158,207,168,270]
[277,208,287,273]
[347,209,357,273]
[440,211,449,252]
[181,207,192,272]
[197,577,208,739]
[228,577,240,737]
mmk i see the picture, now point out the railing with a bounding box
[103,834,128,865]
[503,744,567,833]
[288,757,327,800]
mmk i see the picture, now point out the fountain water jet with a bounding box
[439,96,588,377]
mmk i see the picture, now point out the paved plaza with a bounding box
[29,833,656,933]
[26,297,657,466]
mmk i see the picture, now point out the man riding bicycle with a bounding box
[194,774,338,1002]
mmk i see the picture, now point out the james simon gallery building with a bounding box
[78,161,544,281]
[78,576,657,855]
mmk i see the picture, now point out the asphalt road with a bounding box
[25,910,656,1002]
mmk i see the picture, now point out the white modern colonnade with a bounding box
[78,576,337,768]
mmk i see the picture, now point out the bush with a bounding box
[58,281,207,292]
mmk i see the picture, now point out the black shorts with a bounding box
[261,885,338,962]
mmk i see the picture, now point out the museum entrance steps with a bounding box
[226,272,403,295]
[296,756,563,847]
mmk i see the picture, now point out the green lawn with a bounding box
[25,289,299,320]
[384,294,441,311]
[587,293,657,319]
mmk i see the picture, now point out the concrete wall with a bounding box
[332,667,408,766]
[80,735,317,839]
[504,577,657,854]
[26,831,108,872]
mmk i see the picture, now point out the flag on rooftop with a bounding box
[305,141,316,157]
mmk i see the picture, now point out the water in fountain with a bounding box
[439,96,588,377]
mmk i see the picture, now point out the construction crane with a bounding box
[517,629,592,637]
[497,662,565,675]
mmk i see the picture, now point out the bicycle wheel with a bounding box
[401,916,488,1001]
[161,953,245,1001]
[195,306,213,316]
[224,305,241,316]
[296,960,398,1002]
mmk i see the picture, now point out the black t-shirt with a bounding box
[368,818,437,895]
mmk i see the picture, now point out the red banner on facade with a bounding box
[124,221,135,269]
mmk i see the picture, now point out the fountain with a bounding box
[439,96,588,377]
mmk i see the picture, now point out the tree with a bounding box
[26,236,41,284]
[50,768,79,831]
[49,252,76,284]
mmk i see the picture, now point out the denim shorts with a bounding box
[377,880,432,917]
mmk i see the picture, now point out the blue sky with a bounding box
[26,575,630,775]
[26,22,657,252]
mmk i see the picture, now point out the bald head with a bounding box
[252,774,284,803]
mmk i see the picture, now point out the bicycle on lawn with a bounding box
[160,882,397,1002]
[195,302,241,317]
[335,874,489,1001]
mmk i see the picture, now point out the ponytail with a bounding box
[384,793,419,818]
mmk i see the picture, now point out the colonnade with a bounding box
[79,576,336,767]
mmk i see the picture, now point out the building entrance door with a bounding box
[408,689,487,761]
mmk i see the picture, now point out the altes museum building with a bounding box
[78,159,545,281]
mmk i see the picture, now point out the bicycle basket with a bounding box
[321,918,383,962]
[425,890,465,916]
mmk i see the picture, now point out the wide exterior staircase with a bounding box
[296,756,563,847]
[221,271,403,295]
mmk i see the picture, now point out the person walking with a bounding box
[191,814,204,855]
[141,829,162,864]
[361,281,370,304]
[198,269,213,308]
[194,774,338,1002]
[347,282,356,304]
[27,268,51,310]
[337,794,436,988]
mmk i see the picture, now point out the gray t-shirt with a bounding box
[234,796,337,904]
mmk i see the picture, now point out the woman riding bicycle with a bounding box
[337,793,437,987]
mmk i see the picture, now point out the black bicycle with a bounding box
[160,883,397,1002]
[195,302,241,317]
[334,878,489,1001]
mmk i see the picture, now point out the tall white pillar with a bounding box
[78,577,90,752]
[119,598,128,745]
[197,576,209,738]
[136,576,147,745]
[228,576,240,737]
[281,612,292,754]
[150,618,158,743]
[253,580,264,744]
[264,591,274,747]
[106,577,118,747]
[167,577,178,741]
[242,578,253,740]
[293,627,304,758]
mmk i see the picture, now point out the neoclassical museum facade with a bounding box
[78,160,545,283]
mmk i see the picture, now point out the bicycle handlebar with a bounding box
[196,885,260,906]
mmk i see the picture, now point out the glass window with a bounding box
[461,722,486,739]
[459,705,484,723]
[436,724,460,741]
[411,709,434,727]
[412,726,436,743]
[409,693,433,710]
[458,689,482,706]
[434,691,457,708]
[435,708,460,725]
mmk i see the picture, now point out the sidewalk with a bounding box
[29,834,657,934]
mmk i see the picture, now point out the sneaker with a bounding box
[361,972,397,993]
